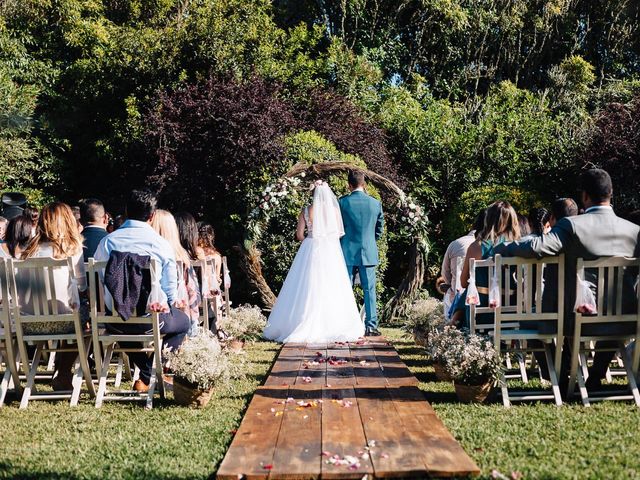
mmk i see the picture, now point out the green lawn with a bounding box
[384,327,640,480]
[1,329,639,479]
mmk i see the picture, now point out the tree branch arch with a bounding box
[238,162,429,323]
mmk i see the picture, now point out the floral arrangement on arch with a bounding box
[397,196,429,241]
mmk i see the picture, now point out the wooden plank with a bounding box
[387,386,479,477]
[352,347,386,386]
[217,387,290,480]
[374,347,418,387]
[386,385,435,417]
[321,387,374,479]
[325,346,356,386]
[400,413,480,477]
[355,386,429,478]
[269,385,323,480]
[265,345,306,387]
[295,345,326,386]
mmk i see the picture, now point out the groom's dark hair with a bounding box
[348,170,366,188]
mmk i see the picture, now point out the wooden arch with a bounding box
[238,162,428,323]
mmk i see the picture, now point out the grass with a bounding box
[1,329,640,479]
[383,327,640,480]
[0,340,280,480]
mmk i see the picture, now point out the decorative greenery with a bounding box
[219,304,268,342]
[164,331,241,391]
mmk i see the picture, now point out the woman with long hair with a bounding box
[151,210,201,333]
[1,215,36,258]
[451,201,521,328]
[19,202,88,390]
[197,222,222,284]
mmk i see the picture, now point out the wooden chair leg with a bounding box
[622,346,640,407]
[517,352,528,383]
[77,336,96,398]
[544,344,562,406]
[567,337,581,399]
[46,340,57,371]
[114,354,124,387]
[605,367,613,384]
[20,345,43,409]
[0,352,10,407]
[577,353,590,407]
[123,353,133,381]
[70,357,83,407]
[95,343,115,408]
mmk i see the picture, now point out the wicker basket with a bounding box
[433,362,452,382]
[413,329,429,347]
[227,339,245,353]
[173,376,214,408]
[454,381,493,403]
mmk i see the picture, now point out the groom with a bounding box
[339,171,384,336]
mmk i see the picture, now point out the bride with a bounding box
[262,181,365,343]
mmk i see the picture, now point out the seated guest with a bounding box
[18,202,88,391]
[450,201,521,328]
[23,206,39,225]
[494,169,640,390]
[517,213,531,238]
[79,198,109,261]
[1,216,34,258]
[528,207,551,236]
[151,210,201,333]
[197,222,222,284]
[440,210,486,320]
[175,212,209,333]
[94,190,190,393]
[549,198,579,227]
[0,216,7,241]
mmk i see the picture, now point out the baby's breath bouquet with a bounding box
[165,331,231,391]
[402,295,445,345]
[443,333,502,386]
[218,304,267,342]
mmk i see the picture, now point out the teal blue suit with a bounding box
[338,190,384,330]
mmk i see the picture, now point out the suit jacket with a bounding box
[494,207,640,332]
[104,251,151,321]
[338,191,384,267]
[82,225,108,262]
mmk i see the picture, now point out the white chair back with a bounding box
[88,257,164,408]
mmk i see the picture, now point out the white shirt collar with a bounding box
[585,205,613,213]
[352,187,365,193]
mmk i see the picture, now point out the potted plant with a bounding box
[443,333,502,403]
[164,331,232,408]
[402,295,445,347]
[426,325,465,382]
[217,304,267,351]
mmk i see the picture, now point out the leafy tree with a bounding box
[583,96,640,214]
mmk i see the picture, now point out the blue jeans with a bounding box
[346,264,377,330]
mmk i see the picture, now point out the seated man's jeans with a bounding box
[104,306,191,384]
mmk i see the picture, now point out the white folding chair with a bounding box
[9,257,96,408]
[469,257,528,382]
[0,258,21,406]
[222,256,231,316]
[88,258,164,409]
[568,257,640,406]
[493,254,565,407]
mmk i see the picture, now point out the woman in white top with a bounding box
[19,202,87,390]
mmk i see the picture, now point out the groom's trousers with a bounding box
[347,265,378,330]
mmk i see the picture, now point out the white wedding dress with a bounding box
[263,183,365,343]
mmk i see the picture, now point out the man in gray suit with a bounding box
[494,169,640,388]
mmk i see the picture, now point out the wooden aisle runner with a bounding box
[217,337,480,479]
